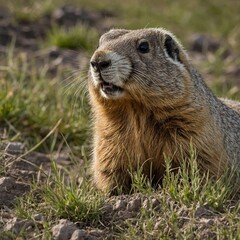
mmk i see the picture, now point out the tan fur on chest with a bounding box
[90,87,226,192]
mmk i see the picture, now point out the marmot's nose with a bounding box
[90,59,111,71]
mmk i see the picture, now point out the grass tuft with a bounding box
[42,160,104,222]
[16,159,104,223]
[130,163,155,195]
[46,25,99,52]
[162,146,239,209]
[120,148,240,239]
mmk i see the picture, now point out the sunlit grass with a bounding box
[120,149,240,239]
[0,46,89,151]
[15,159,104,223]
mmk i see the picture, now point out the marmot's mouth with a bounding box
[100,81,123,95]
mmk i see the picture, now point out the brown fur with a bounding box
[88,28,240,193]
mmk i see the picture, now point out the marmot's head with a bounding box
[89,28,191,106]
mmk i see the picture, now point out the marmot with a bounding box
[88,28,240,193]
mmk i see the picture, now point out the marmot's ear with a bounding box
[164,34,182,63]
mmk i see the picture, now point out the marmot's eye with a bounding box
[137,40,150,53]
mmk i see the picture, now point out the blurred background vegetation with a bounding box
[1,0,239,49]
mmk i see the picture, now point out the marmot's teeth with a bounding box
[101,81,123,94]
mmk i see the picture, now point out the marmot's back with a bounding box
[88,28,240,193]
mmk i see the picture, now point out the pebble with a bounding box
[142,198,150,209]
[114,199,127,211]
[126,198,141,212]
[190,34,221,53]
[4,142,25,155]
[4,217,35,234]
[70,229,86,240]
[33,213,45,222]
[0,177,30,207]
[101,202,113,214]
[194,204,213,218]
[52,219,78,240]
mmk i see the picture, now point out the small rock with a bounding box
[4,142,25,155]
[142,198,150,209]
[52,219,78,240]
[194,204,214,218]
[4,217,35,234]
[126,198,141,212]
[101,202,113,214]
[0,177,29,207]
[190,34,221,53]
[225,65,240,77]
[9,152,50,171]
[70,229,86,240]
[114,199,127,211]
[33,213,45,222]
[52,8,64,21]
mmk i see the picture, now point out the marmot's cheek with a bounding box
[91,77,101,89]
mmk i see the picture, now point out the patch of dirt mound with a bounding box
[0,141,51,208]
